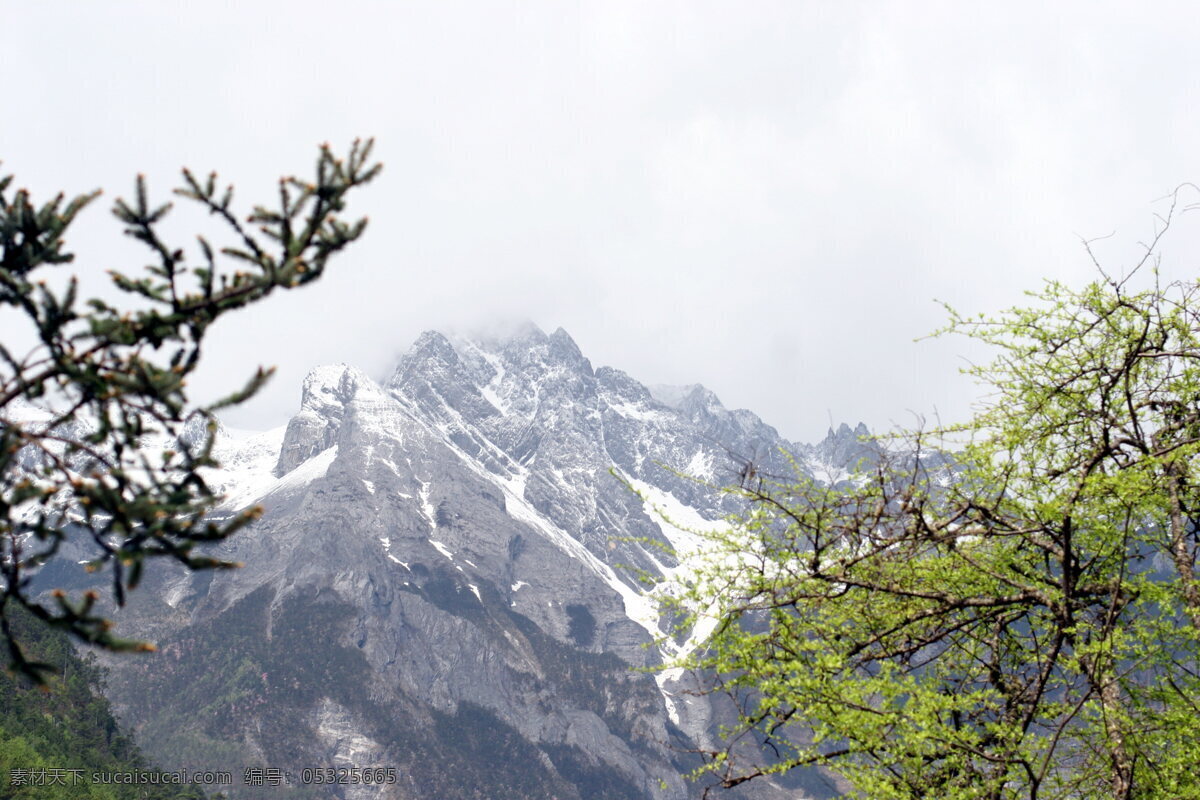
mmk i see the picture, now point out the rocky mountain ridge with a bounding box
[51,323,873,800]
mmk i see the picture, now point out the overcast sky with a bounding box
[4,2,1200,442]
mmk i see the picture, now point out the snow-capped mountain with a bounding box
[74,324,870,800]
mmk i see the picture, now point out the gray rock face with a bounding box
[92,324,870,800]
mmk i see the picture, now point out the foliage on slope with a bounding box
[0,606,210,799]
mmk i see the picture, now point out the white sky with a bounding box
[4,2,1200,442]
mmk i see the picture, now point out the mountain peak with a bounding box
[406,330,460,362]
[546,326,589,370]
[449,320,547,352]
[679,384,723,413]
[274,364,378,476]
[808,420,879,478]
[823,421,870,442]
[302,363,368,398]
[647,383,704,410]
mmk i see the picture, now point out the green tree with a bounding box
[0,140,380,679]
[0,603,210,799]
[665,206,1200,799]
